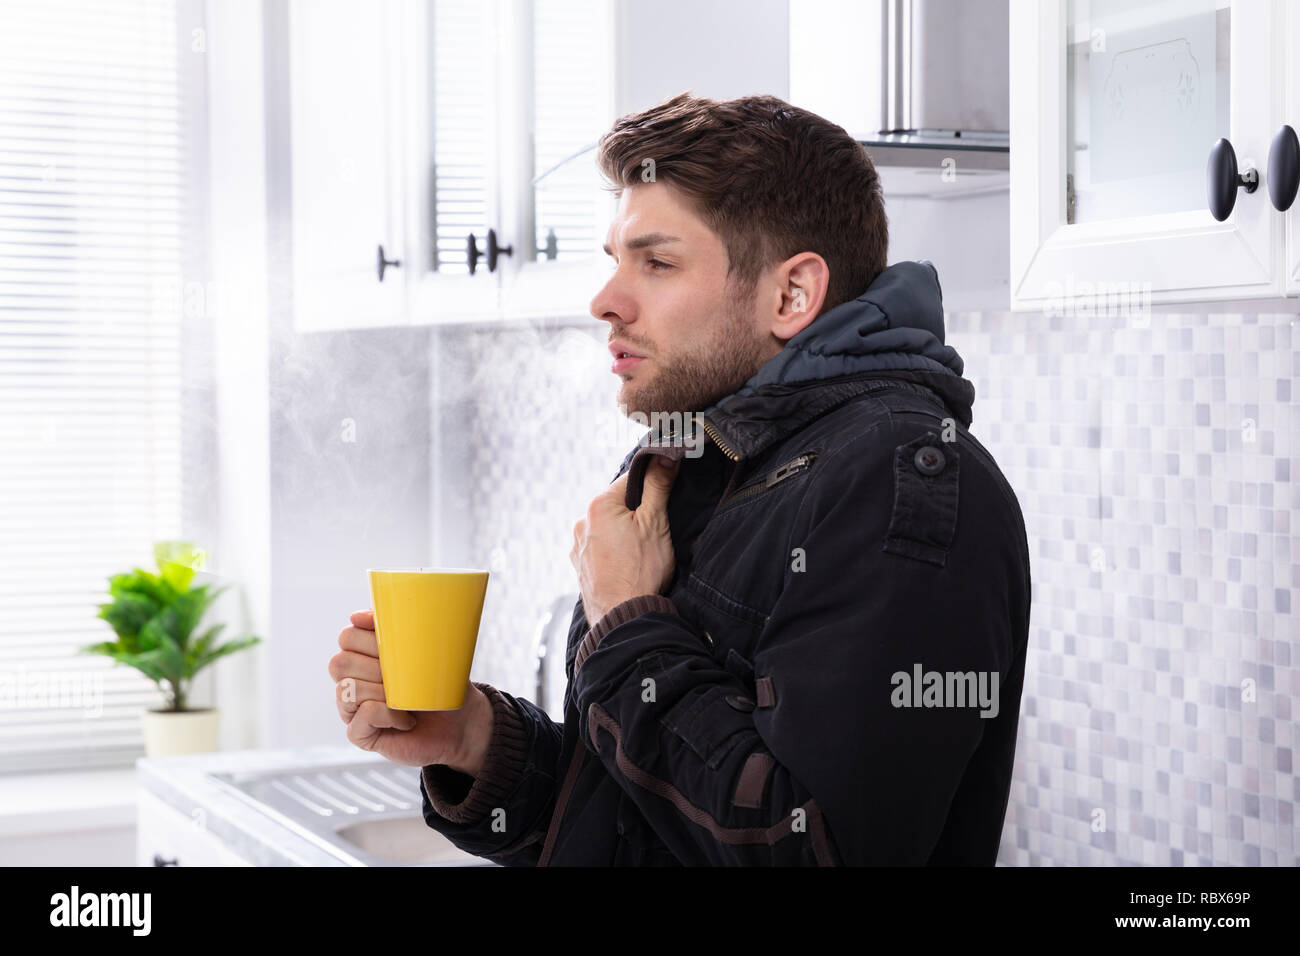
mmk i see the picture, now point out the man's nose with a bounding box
[590,271,632,325]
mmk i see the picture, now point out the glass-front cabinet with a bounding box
[1011,0,1299,310]
[493,0,618,321]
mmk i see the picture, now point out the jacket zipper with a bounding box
[699,378,906,513]
[713,451,817,512]
[699,415,740,461]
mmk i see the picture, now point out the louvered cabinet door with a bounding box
[403,0,504,324]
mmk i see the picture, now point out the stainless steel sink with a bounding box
[206,760,499,866]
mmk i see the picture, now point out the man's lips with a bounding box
[608,340,646,359]
[611,354,646,374]
[609,341,647,374]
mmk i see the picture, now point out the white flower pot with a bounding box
[141,707,220,757]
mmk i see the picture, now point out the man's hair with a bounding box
[595,91,889,317]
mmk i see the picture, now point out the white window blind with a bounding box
[0,0,195,773]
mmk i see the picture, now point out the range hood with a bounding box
[859,0,1009,196]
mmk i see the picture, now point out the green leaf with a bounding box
[186,623,226,674]
[96,591,159,642]
[98,649,168,685]
[136,616,169,655]
[155,541,206,593]
[193,634,262,674]
[151,630,187,685]
[107,568,175,606]
[158,586,213,649]
[80,641,123,657]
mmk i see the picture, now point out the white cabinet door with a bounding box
[496,0,618,321]
[289,0,406,332]
[1011,0,1286,311]
[404,0,504,324]
[136,790,252,867]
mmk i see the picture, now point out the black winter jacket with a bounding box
[418,259,1032,865]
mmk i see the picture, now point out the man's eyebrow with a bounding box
[602,233,683,257]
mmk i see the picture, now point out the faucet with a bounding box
[533,593,580,720]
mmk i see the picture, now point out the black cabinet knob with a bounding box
[1206,138,1258,221]
[466,229,513,275]
[1266,125,1299,212]
[376,244,401,282]
[153,853,178,866]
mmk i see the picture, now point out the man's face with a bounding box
[591,182,779,420]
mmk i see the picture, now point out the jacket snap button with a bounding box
[913,445,946,476]
[725,694,755,712]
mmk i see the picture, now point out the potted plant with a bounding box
[82,540,263,757]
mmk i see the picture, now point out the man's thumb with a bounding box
[638,453,681,510]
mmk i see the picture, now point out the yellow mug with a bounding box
[367,568,489,710]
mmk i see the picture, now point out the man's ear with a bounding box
[767,252,829,342]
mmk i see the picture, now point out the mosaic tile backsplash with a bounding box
[432,309,1298,866]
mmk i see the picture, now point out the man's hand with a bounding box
[328,610,493,775]
[571,453,682,627]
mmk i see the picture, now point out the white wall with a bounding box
[789,0,882,138]
[615,0,790,112]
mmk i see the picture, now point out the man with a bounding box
[330,92,1031,865]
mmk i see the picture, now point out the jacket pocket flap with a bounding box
[659,684,752,771]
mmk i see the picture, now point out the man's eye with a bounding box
[605,256,671,271]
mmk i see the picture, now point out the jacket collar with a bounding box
[698,369,974,463]
[696,260,976,462]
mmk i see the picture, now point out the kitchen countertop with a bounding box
[136,745,422,866]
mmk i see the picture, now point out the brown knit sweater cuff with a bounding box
[420,681,530,825]
[573,594,678,678]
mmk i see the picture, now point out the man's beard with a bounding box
[617,285,774,419]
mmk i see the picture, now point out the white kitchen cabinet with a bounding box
[286,0,791,329]
[287,0,613,331]
[288,0,408,331]
[1010,0,1300,310]
[136,789,252,867]
[288,0,502,332]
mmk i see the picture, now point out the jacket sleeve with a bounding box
[417,681,565,866]
[570,429,1016,865]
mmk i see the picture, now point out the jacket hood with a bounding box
[699,260,976,460]
[741,260,967,392]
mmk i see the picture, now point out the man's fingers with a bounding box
[327,649,383,684]
[636,453,682,513]
[338,623,378,656]
[335,676,387,722]
[348,700,416,744]
[350,609,375,630]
